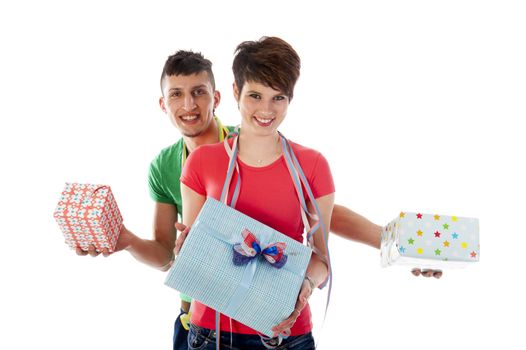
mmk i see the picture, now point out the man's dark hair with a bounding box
[160,50,215,93]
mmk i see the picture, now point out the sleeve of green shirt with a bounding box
[148,154,175,204]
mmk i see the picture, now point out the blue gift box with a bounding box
[165,198,312,336]
[381,211,480,269]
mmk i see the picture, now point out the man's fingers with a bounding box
[421,269,434,278]
[88,244,100,257]
[76,246,88,256]
[411,268,443,278]
[411,268,421,276]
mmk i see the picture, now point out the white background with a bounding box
[1,0,525,349]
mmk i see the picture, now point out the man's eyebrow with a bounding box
[168,84,208,91]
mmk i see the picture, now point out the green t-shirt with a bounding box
[148,137,185,218]
[148,120,234,303]
[148,122,235,219]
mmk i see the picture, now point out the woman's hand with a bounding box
[174,222,191,255]
[271,276,315,337]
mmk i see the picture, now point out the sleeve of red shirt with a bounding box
[307,151,335,199]
[300,150,335,198]
[180,147,207,196]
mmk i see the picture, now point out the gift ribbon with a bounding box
[232,228,288,269]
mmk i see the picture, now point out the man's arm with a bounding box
[123,202,178,271]
[78,202,177,272]
[330,204,382,248]
[330,204,442,278]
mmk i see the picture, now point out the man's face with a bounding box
[160,71,219,138]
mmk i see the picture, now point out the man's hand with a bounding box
[174,222,190,255]
[411,268,443,279]
[271,277,314,337]
[75,224,132,257]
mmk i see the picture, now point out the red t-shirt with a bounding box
[180,139,335,335]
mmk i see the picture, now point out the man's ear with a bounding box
[159,96,167,113]
[213,90,221,109]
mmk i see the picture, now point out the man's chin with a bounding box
[181,130,203,138]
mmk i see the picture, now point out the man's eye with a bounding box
[274,95,286,101]
[249,93,261,99]
[193,89,206,96]
[170,92,181,98]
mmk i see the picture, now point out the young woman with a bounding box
[180,37,334,350]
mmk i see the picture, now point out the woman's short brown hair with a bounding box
[232,37,301,100]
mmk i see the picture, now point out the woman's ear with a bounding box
[232,82,240,102]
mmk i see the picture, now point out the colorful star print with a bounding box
[382,211,479,265]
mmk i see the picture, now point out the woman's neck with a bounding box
[237,130,282,167]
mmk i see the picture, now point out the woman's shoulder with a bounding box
[288,140,324,161]
[192,142,226,157]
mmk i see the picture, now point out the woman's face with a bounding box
[234,81,289,137]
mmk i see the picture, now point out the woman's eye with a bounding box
[249,93,261,99]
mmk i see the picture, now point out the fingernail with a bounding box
[411,268,421,276]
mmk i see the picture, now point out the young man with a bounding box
[78,50,440,349]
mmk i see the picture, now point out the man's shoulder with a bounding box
[152,138,184,165]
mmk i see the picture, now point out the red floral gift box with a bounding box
[54,183,122,253]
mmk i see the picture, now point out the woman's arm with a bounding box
[181,183,207,228]
[271,192,335,336]
[305,193,335,288]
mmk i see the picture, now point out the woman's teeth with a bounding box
[255,117,272,124]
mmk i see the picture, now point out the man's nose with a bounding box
[183,95,196,111]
